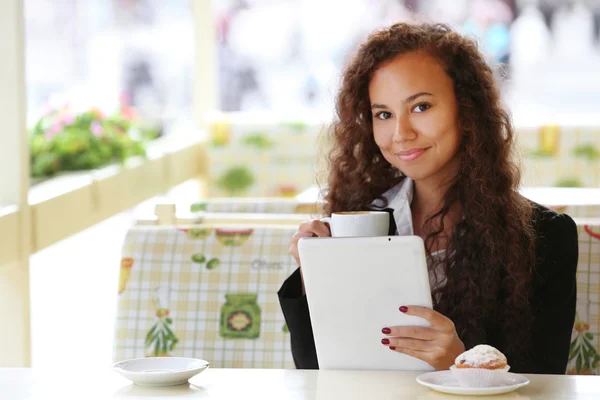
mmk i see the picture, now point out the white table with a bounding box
[2,368,600,399]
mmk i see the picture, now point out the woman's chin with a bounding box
[397,168,434,182]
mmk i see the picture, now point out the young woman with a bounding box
[278,23,578,374]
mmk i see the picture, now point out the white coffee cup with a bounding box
[320,211,389,237]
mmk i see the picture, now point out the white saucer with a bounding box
[416,370,530,396]
[113,357,210,387]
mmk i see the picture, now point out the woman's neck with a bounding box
[410,171,462,243]
[411,156,461,216]
[411,176,453,217]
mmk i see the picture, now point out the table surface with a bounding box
[2,368,600,400]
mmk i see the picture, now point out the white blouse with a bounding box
[372,177,447,292]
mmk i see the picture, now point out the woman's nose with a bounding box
[392,114,417,143]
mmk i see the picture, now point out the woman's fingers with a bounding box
[289,220,332,265]
[301,220,331,237]
[382,326,437,340]
[383,337,432,352]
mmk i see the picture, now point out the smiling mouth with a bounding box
[395,147,429,161]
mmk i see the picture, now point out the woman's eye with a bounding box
[375,111,392,120]
[412,103,431,113]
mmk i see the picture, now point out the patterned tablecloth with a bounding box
[206,116,600,198]
[114,220,600,374]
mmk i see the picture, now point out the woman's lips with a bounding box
[395,147,429,161]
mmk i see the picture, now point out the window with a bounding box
[214,0,600,116]
[25,0,194,132]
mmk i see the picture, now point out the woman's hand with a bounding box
[381,306,465,370]
[289,220,331,266]
[288,220,331,296]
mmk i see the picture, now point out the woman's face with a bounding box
[369,51,462,184]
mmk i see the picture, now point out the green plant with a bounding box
[241,133,274,149]
[573,144,600,161]
[555,178,584,188]
[190,201,208,212]
[29,106,159,178]
[217,166,255,196]
[527,148,555,158]
[282,120,307,134]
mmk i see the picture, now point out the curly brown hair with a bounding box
[324,23,536,362]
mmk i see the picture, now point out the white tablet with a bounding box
[298,235,434,371]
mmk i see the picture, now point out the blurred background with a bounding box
[1,0,599,373]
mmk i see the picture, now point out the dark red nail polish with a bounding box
[399,306,408,313]
[382,327,391,334]
[389,346,396,350]
[381,338,390,345]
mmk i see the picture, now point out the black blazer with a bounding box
[278,203,578,374]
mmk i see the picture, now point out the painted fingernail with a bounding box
[399,306,408,313]
[389,346,396,350]
[382,327,391,334]
[381,338,390,345]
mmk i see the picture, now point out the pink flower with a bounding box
[45,123,63,140]
[120,107,137,120]
[62,114,75,125]
[91,121,103,137]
